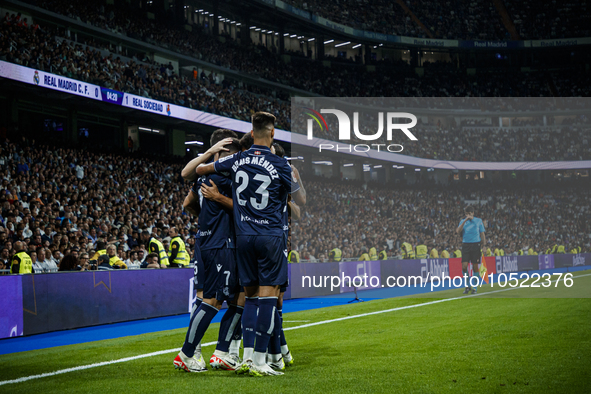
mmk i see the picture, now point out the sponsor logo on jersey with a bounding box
[216,264,222,272]
[240,214,269,225]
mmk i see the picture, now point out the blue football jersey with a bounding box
[214,145,298,237]
[195,173,235,250]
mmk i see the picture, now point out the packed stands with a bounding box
[291,177,591,262]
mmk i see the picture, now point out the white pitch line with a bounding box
[2,272,589,386]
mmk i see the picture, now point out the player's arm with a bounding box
[200,180,233,210]
[183,190,200,216]
[288,201,300,221]
[291,165,306,206]
[198,150,238,177]
[181,138,233,181]
[456,214,471,235]
[480,232,486,252]
[169,240,179,261]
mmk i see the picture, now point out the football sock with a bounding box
[229,318,243,357]
[181,302,218,358]
[242,296,259,361]
[181,297,203,357]
[253,296,278,366]
[278,309,287,347]
[268,307,282,360]
[216,305,243,353]
[462,268,470,289]
[278,309,290,354]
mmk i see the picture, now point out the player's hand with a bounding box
[207,137,233,155]
[200,180,220,201]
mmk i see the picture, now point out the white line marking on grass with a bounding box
[2,272,589,386]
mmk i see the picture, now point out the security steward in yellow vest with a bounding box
[91,241,107,261]
[359,250,370,261]
[288,250,300,263]
[430,248,439,258]
[415,243,428,259]
[453,249,462,258]
[369,247,378,261]
[167,228,189,267]
[379,249,388,260]
[528,247,537,256]
[402,242,415,259]
[11,241,33,274]
[140,230,169,267]
[329,248,342,262]
[557,245,566,254]
[441,250,450,258]
[106,245,128,269]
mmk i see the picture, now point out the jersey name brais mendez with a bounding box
[214,145,298,237]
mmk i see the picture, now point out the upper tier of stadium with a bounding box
[1,1,590,163]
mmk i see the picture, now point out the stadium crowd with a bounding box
[290,178,591,262]
[1,135,589,273]
[0,136,199,273]
[0,14,291,128]
[29,0,591,41]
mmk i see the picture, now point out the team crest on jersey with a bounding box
[34,70,40,85]
[254,151,261,155]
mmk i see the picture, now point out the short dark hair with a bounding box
[210,129,238,146]
[240,133,254,151]
[141,230,150,237]
[226,138,241,153]
[146,253,158,261]
[252,112,276,137]
[272,142,285,158]
[464,205,474,213]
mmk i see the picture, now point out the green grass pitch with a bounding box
[1,271,590,393]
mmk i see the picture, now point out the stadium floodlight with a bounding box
[268,31,273,34]
[261,30,267,33]
[198,9,203,12]
[312,161,333,165]
[343,163,354,167]
[218,15,222,18]
[231,21,236,24]
[185,141,204,145]
[298,36,304,39]
[290,34,297,38]
[138,127,151,131]
[373,45,378,49]
[236,23,241,26]
[275,32,279,35]
[335,41,351,47]
[324,39,334,44]
[374,165,382,168]
[308,38,315,41]
[284,33,290,36]
[255,28,261,31]
[363,168,370,172]
[398,166,405,169]
[352,44,362,49]
[415,168,421,172]
[250,26,256,29]
[379,43,383,46]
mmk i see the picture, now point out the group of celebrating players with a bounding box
[173,112,306,376]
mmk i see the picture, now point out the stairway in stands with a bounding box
[395,0,434,39]
[491,0,520,40]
